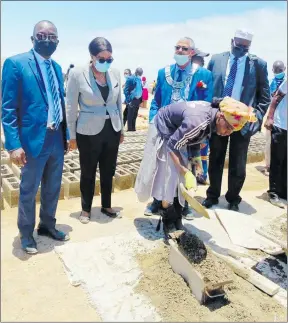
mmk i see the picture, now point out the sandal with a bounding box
[79,211,91,224]
[101,207,122,219]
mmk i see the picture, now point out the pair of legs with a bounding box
[205,131,250,209]
[268,125,287,206]
[127,98,141,131]
[76,120,120,217]
[18,127,66,252]
[123,104,128,128]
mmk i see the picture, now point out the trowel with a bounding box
[180,183,210,219]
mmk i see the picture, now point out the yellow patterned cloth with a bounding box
[219,97,257,131]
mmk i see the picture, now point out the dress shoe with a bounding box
[101,207,122,218]
[20,235,38,254]
[37,226,70,241]
[79,211,91,224]
[269,194,285,209]
[202,198,218,209]
[228,203,239,212]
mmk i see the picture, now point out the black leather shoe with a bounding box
[20,235,38,254]
[202,198,218,209]
[228,203,239,212]
[163,221,177,239]
[101,207,122,218]
[37,227,70,241]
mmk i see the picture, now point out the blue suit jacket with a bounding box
[207,52,270,137]
[1,50,69,158]
[149,64,213,122]
[123,75,142,104]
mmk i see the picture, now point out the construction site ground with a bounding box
[1,160,287,322]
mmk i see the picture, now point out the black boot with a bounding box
[173,198,185,231]
[159,204,178,239]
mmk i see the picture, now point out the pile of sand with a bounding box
[134,245,287,322]
[177,232,234,285]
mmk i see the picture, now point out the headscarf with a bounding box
[219,97,257,131]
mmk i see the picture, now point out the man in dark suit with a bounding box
[202,29,270,211]
[2,20,70,254]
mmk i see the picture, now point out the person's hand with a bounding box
[184,171,197,190]
[120,134,124,144]
[69,139,77,150]
[9,148,26,166]
[264,117,274,131]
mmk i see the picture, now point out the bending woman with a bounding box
[135,97,256,237]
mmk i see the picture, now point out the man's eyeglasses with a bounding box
[35,33,58,43]
[175,45,191,52]
[97,58,114,64]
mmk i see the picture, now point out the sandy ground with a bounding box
[1,162,287,322]
[135,245,286,322]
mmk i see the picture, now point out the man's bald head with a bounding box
[31,20,59,58]
[273,60,286,74]
[33,20,58,37]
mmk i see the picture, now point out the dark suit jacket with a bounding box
[207,51,271,137]
[1,50,69,157]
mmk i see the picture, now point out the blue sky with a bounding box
[2,1,286,32]
[1,1,287,81]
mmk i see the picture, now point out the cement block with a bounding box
[70,150,80,161]
[2,176,20,208]
[64,159,80,173]
[64,152,74,161]
[62,172,80,199]
[123,164,139,186]
[1,150,11,166]
[11,163,22,179]
[114,167,134,190]
[1,164,14,179]
[63,163,69,174]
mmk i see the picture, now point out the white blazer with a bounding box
[66,64,123,139]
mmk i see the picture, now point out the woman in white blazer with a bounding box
[66,37,124,223]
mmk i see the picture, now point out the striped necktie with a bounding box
[44,60,61,130]
[223,57,238,97]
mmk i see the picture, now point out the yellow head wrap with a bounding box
[219,97,257,131]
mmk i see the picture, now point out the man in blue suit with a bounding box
[2,20,70,254]
[124,67,143,131]
[145,37,213,219]
[202,29,270,212]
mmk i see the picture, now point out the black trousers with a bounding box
[127,98,141,131]
[123,104,128,127]
[268,125,287,199]
[76,120,121,212]
[206,131,250,204]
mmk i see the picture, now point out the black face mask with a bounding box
[231,44,249,58]
[34,40,57,57]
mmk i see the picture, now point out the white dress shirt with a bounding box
[33,49,63,127]
[224,53,247,101]
[274,79,287,130]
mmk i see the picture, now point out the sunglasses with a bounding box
[35,33,58,43]
[175,45,191,51]
[97,58,114,64]
[233,40,249,50]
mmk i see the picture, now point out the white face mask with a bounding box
[174,54,190,66]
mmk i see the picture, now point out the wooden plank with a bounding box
[212,252,280,296]
[256,228,287,251]
[168,239,206,303]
